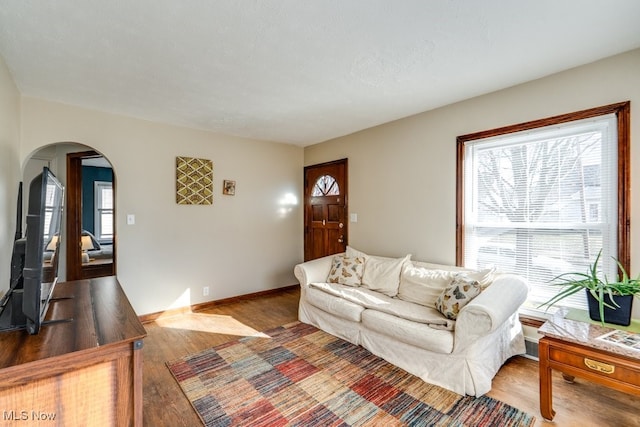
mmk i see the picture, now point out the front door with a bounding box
[304,159,348,261]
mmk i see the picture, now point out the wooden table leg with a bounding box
[539,339,556,420]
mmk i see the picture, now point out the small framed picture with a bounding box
[223,180,236,196]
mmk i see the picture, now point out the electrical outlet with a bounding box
[203,286,209,296]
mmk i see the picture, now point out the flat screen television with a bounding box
[0,167,65,334]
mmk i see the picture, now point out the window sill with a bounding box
[517,304,559,329]
[519,314,545,328]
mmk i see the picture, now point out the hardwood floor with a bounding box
[143,287,301,426]
[143,287,639,426]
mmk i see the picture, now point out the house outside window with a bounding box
[94,181,113,242]
[456,103,630,317]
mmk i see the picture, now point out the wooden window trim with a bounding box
[456,101,631,273]
[519,315,545,329]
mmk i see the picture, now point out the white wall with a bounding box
[19,98,304,315]
[0,55,20,291]
[305,49,640,322]
[6,48,639,323]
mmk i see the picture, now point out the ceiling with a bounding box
[1,1,639,147]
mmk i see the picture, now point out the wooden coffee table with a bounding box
[538,308,640,420]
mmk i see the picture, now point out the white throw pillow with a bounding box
[397,265,494,308]
[326,255,364,287]
[435,275,482,320]
[398,265,458,308]
[465,267,496,289]
[346,245,368,259]
[361,254,411,297]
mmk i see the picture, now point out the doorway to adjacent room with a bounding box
[66,150,115,280]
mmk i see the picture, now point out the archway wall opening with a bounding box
[22,143,115,281]
[18,96,304,316]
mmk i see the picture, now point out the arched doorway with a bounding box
[24,143,116,281]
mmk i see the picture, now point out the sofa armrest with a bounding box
[294,254,338,288]
[454,274,528,351]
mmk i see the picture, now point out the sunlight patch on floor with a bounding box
[155,312,270,337]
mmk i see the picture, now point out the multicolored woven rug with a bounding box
[167,321,535,426]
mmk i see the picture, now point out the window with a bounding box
[43,182,58,238]
[588,203,600,222]
[457,102,630,317]
[312,175,340,196]
[94,181,113,242]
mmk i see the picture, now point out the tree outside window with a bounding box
[457,102,630,316]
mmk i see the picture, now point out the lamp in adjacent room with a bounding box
[45,234,59,252]
[81,234,95,264]
[44,234,60,267]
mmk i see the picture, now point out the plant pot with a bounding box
[586,290,634,326]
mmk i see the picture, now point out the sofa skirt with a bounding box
[298,299,525,396]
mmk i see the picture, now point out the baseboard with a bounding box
[138,284,300,324]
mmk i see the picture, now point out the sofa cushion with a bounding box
[397,264,495,308]
[346,246,415,297]
[326,255,364,287]
[309,282,454,330]
[346,245,368,259]
[398,265,456,308]
[410,261,496,287]
[362,309,455,354]
[305,286,364,322]
[435,275,482,320]
[361,254,411,297]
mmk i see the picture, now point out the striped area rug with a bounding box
[167,321,535,427]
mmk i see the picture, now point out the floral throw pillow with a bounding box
[435,275,482,320]
[326,255,364,287]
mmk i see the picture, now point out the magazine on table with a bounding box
[596,329,640,351]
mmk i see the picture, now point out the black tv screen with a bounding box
[22,167,64,334]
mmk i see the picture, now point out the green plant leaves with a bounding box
[537,249,640,325]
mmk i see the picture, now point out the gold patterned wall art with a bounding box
[176,156,213,205]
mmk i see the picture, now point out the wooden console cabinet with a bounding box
[0,276,146,426]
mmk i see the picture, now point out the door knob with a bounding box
[338,235,344,243]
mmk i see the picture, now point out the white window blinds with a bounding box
[462,114,618,314]
[94,181,113,241]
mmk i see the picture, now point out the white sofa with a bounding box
[294,249,528,396]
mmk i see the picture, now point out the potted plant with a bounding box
[539,251,640,326]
